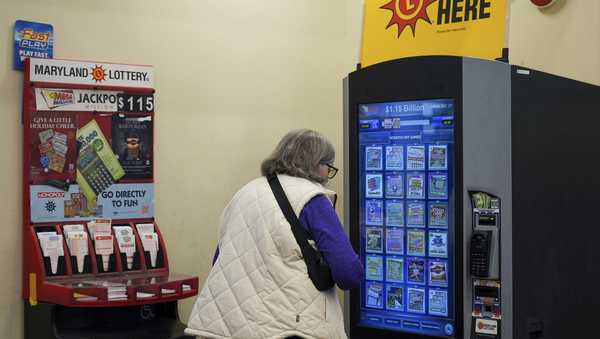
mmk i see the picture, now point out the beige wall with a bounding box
[509,0,600,85]
[0,1,353,337]
[0,0,598,338]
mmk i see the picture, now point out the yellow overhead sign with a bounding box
[361,0,507,67]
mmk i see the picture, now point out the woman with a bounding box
[186,129,363,339]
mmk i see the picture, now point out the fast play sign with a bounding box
[361,0,507,67]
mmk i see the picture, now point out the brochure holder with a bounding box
[21,58,198,339]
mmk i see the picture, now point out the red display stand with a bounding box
[21,58,198,339]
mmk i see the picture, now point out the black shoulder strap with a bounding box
[266,174,313,246]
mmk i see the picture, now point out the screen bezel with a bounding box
[347,56,464,339]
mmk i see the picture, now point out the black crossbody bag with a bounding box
[267,174,335,291]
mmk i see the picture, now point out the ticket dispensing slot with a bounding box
[469,191,501,339]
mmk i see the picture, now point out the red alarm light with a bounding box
[530,0,557,8]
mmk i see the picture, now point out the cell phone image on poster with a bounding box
[385,200,404,227]
[365,173,383,198]
[365,146,383,171]
[385,145,404,170]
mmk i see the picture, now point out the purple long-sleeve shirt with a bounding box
[213,195,363,290]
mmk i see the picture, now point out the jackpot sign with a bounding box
[29,58,154,88]
[361,0,507,67]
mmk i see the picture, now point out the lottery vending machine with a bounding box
[344,56,600,339]
[22,58,198,339]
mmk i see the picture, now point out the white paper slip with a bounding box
[136,223,154,235]
[73,293,98,302]
[37,233,64,274]
[141,233,158,267]
[88,219,112,238]
[113,226,136,269]
[94,234,114,271]
[136,292,155,299]
[70,234,89,273]
[63,224,85,236]
[161,288,176,295]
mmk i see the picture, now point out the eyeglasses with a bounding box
[325,164,338,179]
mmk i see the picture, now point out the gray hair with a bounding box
[261,129,335,184]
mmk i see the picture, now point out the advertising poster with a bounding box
[407,257,426,284]
[14,20,53,70]
[407,173,426,199]
[112,115,153,179]
[366,255,384,281]
[429,202,449,228]
[407,201,426,227]
[385,173,404,198]
[428,231,448,258]
[428,289,449,316]
[365,146,383,170]
[429,260,448,286]
[385,200,404,226]
[406,145,425,170]
[29,58,154,88]
[76,119,125,205]
[386,228,404,254]
[366,227,384,253]
[366,174,383,198]
[366,281,384,309]
[29,111,77,185]
[365,200,384,225]
[30,183,154,222]
[360,0,507,67]
[407,287,426,314]
[386,257,404,283]
[386,284,404,311]
[385,145,404,170]
[35,88,121,112]
[429,144,448,170]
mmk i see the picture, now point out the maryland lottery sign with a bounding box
[361,0,507,67]
[29,58,153,88]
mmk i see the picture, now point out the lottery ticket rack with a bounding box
[21,58,198,339]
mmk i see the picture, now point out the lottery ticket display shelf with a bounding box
[21,58,198,339]
[23,220,199,308]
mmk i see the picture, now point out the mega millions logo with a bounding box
[380,0,493,38]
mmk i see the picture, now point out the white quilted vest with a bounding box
[185,175,347,339]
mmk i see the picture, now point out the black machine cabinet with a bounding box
[343,56,600,339]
